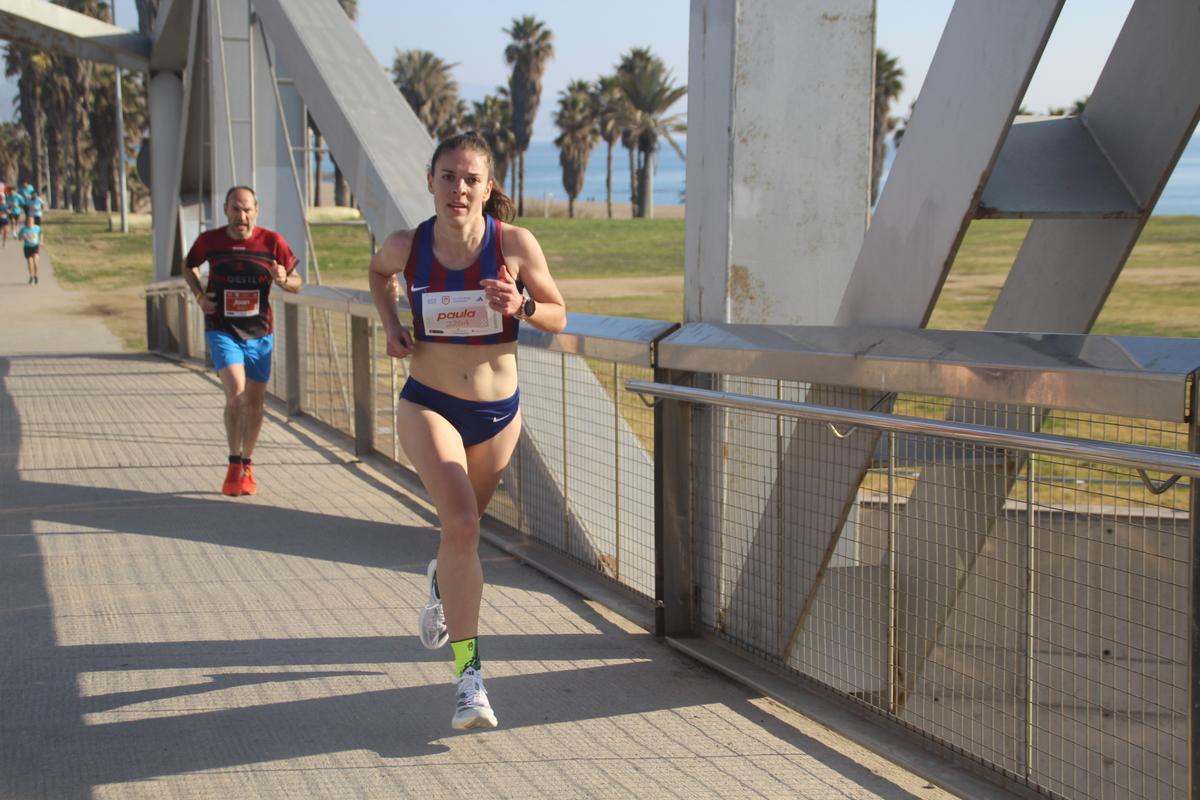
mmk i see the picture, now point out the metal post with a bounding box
[887,429,897,713]
[1025,410,1038,779]
[145,294,158,351]
[285,303,301,415]
[656,367,695,637]
[112,4,128,234]
[613,361,621,582]
[351,315,373,457]
[1189,378,1200,800]
[561,352,569,545]
[177,292,192,360]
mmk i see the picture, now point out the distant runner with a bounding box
[19,214,41,285]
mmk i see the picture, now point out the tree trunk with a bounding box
[638,150,654,219]
[334,164,347,206]
[517,151,525,217]
[627,146,637,215]
[568,196,575,218]
[510,159,516,198]
[32,96,44,195]
[870,96,888,204]
[312,129,323,206]
[605,141,613,219]
[45,128,60,208]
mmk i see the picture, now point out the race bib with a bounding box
[423,290,502,337]
[224,289,261,318]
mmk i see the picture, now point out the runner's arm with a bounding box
[500,225,566,334]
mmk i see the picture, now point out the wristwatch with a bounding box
[517,296,536,319]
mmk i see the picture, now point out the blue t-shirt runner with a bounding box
[20,223,41,250]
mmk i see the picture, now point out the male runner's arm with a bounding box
[271,261,303,293]
[180,241,215,315]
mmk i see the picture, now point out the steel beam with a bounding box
[252,0,433,238]
[150,0,193,71]
[836,0,1064,328]
[0,0,149,71]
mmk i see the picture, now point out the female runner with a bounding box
[369,132,566,730]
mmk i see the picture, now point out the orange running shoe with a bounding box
[240,463,257,496]
[222,462,243,496]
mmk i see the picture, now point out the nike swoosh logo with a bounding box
[412,285,429,292]
[491,414,511,424]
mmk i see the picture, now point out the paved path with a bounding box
[0,240,959,799]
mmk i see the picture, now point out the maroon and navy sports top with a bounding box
[185,225,298,340]
[403,214,523,345]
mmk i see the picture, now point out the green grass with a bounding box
[38,210,1200,349]
[309,222,373,284]
[40,210,154,350]
[309,216,686,285]
[515,217,685,278]
[929,216,1200,336]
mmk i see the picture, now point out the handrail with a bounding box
[626,379,1200,480]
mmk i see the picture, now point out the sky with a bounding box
[3,0,1138,142]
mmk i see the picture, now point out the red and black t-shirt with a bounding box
[185,226,298,340]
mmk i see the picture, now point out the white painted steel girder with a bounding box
[252,0,433,239]
[836,0,1065,328]
[684,0,872,327]
[990,0,1200,333]
[0,0,149,71]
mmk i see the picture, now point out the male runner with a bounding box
[182,186,302,495]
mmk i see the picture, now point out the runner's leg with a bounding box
[397,399,481,640]
[217,364,248,456]
[238,379,268,459]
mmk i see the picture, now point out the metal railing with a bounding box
[635,323,1200,800]
[146,281,1200,799]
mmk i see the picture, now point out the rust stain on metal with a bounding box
[728,263,764,309]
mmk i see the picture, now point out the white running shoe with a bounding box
[418,559,449,649]
[452,667,498,730]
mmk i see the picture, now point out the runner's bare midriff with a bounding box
[408,340,519,401]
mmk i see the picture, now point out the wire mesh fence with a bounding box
[684,377,1195,800]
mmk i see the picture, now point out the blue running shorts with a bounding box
[206,331,274,383]
[399,377,519,447]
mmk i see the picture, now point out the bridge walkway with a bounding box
[0,242,958,799]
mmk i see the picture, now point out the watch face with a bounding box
[523,297,536,317]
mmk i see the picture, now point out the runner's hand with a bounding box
[385,325,415,358]
[481,264,519,316]
[271,261,289,286]
[197,292,216,315]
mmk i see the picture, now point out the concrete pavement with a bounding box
[0,236,962,798]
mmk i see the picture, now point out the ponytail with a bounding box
[485,184,516,222]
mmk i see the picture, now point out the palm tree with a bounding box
[615,48,686,219]
[4,44,48,192]
[465,91,515,188]
[0,123,27,186]
[391,49,462,139]
[90,64,147,212]
[134,0,159,35]
[616,48,653,211]
[872,48,903,204]
[504,15,554,217]
[595,75,626,219]
[553,79,600,218]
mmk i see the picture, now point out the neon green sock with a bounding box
[451,637,481,677]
